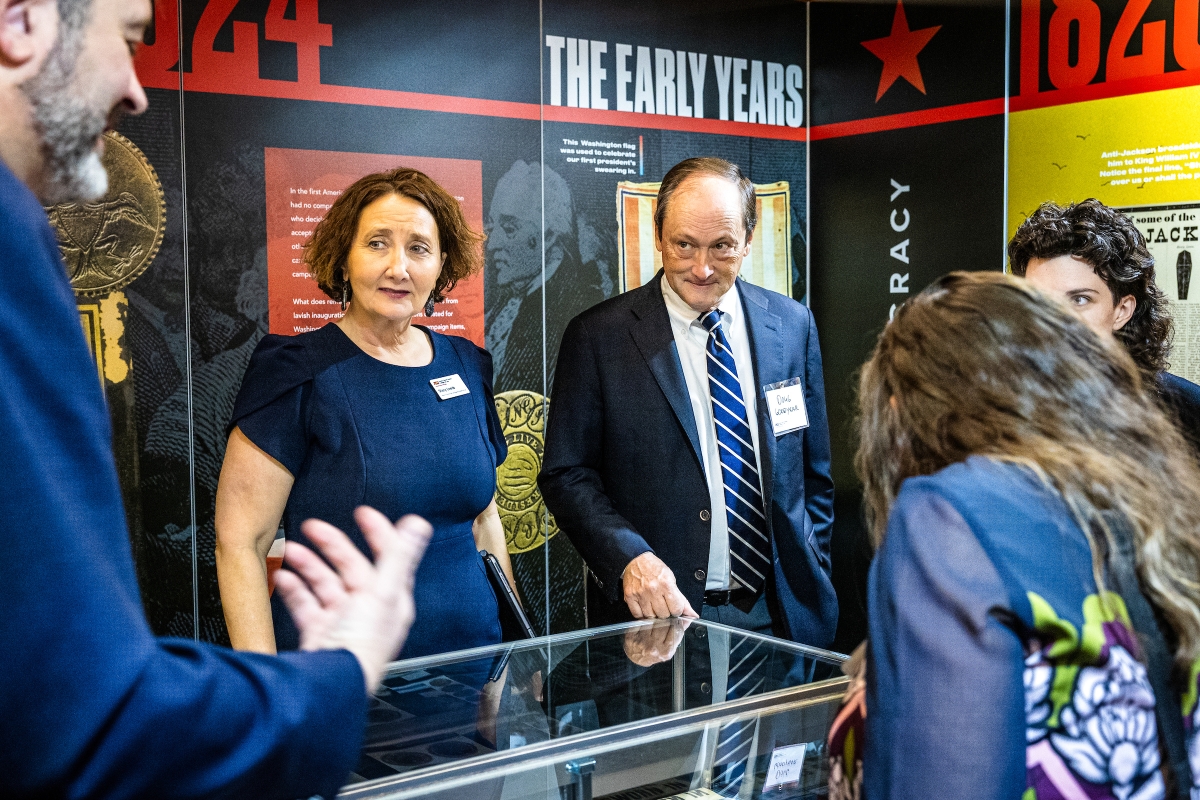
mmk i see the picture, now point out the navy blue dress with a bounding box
[230,323,507,658]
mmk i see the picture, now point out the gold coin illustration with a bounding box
[494,390,560,554]
[45,131,166,297]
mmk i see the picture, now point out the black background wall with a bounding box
[96,0,1191,651]
[809,0,1008,651]
[112,0,811,644]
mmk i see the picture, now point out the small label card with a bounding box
[764,377,809,436]
[762,743,808,790]
[430,374,470,400]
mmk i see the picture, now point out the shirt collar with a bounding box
[660,273,743,332]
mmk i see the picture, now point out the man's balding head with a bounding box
[654,158,757,313]
[654,157,756,241]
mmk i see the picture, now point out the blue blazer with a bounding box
[0,160,366,798]
[539,274,837,648]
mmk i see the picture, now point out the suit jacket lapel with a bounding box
[628,275,705,472]
[739,279,783,531]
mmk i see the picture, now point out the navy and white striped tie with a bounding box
[699,309,770,595]
[713,637,769,795]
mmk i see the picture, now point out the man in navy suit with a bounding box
[539,158,837,647]
[0,0,430,796]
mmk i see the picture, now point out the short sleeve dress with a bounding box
[228,323,508,659]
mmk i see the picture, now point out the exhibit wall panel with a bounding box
[85,0,1199,652]
[83,0,1180,653]
[171,0,543,643]
[808,0,1008,651]
[1007,0,1200,383]
[54,0,204,639]
[536,0,809,634]
[87,0,810,643]
[805,0,1200,655]
[30,0,250,639]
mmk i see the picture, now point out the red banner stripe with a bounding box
[809,97,1005,140]
[1010,67,1200,112]
[138,65,1200,142]
[542,105,807,141]
[140,69,806,140]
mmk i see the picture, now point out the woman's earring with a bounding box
[340,283,348,312]
[424,295,436,317]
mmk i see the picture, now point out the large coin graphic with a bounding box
[494,390,559,554]
[45,131,165,297]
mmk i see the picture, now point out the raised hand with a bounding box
[274,507,432,692]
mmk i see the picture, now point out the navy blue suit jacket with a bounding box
[539,274,837,648]
[0,161,366,798]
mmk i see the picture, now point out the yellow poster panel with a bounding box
[1009,85,1200,382]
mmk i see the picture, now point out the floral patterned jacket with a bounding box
[857,456,1200,800]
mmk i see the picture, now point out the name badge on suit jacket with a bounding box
[764,377,809,436]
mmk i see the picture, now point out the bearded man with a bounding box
[0,1,432,796]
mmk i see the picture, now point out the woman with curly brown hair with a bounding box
[835,272,1200,799]
[1009,198,1200,450]
[215,167,516,658]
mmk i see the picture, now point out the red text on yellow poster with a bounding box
[264,148,484,344]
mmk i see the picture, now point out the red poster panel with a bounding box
[263,148,484,345]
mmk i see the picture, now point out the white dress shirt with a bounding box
[660,275,764,591]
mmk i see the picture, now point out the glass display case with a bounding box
[338,620,848,800]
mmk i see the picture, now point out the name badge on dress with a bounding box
[763,377,809,436]
[430,374,470,400]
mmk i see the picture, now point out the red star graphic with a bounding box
[860,0,941,102]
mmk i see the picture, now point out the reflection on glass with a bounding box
[346,620,843,798]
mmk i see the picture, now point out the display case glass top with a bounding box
[341,619,846,799]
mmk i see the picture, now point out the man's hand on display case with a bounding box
[622,552,699,619]
[622,618,692,667]
[274,507,433,693]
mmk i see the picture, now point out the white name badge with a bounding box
[430,374,470,400]
[764,377,809,436]
[762,743,809,790]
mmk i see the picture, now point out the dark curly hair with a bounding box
[304,167,484,306]
[1008,199,1171,375]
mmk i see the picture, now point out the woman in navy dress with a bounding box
[215,167,514,658]
[829,272,1200,799]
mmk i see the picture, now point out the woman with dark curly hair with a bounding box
[215,167,516,658]
[1009,199,1200,449]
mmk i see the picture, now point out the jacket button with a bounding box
[699,509,711,522]
[694,569,706,581]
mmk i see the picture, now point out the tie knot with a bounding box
[699,309,723,334]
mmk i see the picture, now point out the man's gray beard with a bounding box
[19,35,109,205]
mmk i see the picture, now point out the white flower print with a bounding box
[827,757,862,800]
[1026,649,1053,743]
[1050,646,1161,800]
